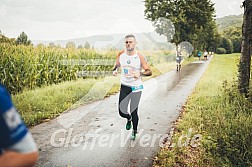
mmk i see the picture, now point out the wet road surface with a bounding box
[32,58,211,167]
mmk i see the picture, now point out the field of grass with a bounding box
[153,53,252,167]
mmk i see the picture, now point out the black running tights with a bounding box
[118,84,142,131]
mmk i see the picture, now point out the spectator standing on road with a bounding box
[112,34,152,140]
[0,83,38,167]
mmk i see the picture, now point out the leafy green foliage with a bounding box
[144,0,218,52]
[66,41,76,48]
[84,41,91,49]
[216,48,226,54]
[212,82,252,166]
[16,32,32,45]
[222,27,242,53]
[218,36,233,54]
[216,15,242,53]
[154,54,252,167]
[0,32,15,44]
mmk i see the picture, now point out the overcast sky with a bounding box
[0,0,244,41]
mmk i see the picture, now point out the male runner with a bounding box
[113,34,152,140]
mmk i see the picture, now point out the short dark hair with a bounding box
[125,34,135,39]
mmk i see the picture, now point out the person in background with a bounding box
[0,83,38,167]
[204,49,208,61]
[197,51,202,60]
[176,51,183,71]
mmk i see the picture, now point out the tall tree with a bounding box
[223,27,242,53]
[16,32,32,45]
[78,44,83,49]
[66,42,76,48]
[84,41,91,49]
[238,0,252,95]
[0,31,15,44]
[37,43,45,48]
[144,0,217,52]
[218,36,233,54]
[49,42,56,48]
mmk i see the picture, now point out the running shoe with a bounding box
[131,130,137,140]
[126,120,132,130]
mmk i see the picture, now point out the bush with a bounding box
[232,38,241,53]
[218,36,233,54]
[208,83,252,167]
[216,48,226,54]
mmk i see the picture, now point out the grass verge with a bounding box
[13,77,120,126]
[153,53,252,167]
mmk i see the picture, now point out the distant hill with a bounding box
[33,14,244,48]
[33,34,124,48]
[216,14,243,31]
[33,32,174,50]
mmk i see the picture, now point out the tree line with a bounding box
[0,31,31,46]
[0,31,92,49]
[144,0,251,95]
[144,0,242,55]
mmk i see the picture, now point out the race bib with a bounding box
[131,85,144,92]
[123,68,129,74]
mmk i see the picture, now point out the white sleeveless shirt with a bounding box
[119,51,142,87]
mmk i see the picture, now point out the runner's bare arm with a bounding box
[0,151,38,167]
[112,51,123,76]
[138,53,152,76]
[113,51,124,71]
[112,57,120,71]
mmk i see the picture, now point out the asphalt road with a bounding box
[32,58,212,167]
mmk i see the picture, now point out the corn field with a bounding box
[0,43,176,94]
[0,43,116,94]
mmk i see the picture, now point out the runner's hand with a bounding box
[132,71,140,79]
[112,70,118,76]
